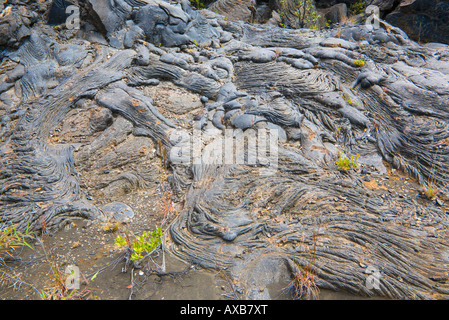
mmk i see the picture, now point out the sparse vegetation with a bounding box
[190,0,205,9]
[37,222,92,300]
[39,254,91,300]
[336,152,360,171]
[157,139,178,225]
[421,182,440,200]
[341,93,353,105]
[279,0,321,30]
[0,224,37,293]
[354,59,365,67]
[1,222,94,299]
[115,227,163,263]
[341,15,357,26]
[289,260,319,299]
[295,0,321,30]
[285,231,320,300]
[349,0,366,16]
[0,224,34,260]
[421,149,442,200]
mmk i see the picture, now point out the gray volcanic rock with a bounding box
[208,0,256,22]
[1,0,449,301]
[385,0,449,44]
[0,5,37,48]
[87,0,221,47]
[370,0,397,10]
[318,3,348,25]
[87,0,133,35]
[101,202,135,223]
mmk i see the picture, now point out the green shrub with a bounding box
[336,153,360,171]
[354,59,366,67]
[278,0,321,30]
[349,1,366,15]
[294,0,321,29]
[115,227,163,262]
[190,0,205,9]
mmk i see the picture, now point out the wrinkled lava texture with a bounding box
[1,0,449,299]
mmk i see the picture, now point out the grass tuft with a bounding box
[421,182,440,200]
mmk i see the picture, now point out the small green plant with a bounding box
[336,152,360,171]
[349,0,366,15]
[294,0,321,29]
[35,223,92,300]
[278,0,320,30]
[115,227,163,262]
[341,94,353,105]
[421,147,442,201]
[0,223,34,261]
[354,59,365,67]
[191,39,198,46]
[40,257,91,300]
[0,223,35,292]
[421,182,440,200]
[190,0,204,9]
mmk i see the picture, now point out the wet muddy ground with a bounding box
[1,158,440,300]
[0,219,373,300]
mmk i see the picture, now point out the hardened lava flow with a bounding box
[1,0,449,299]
